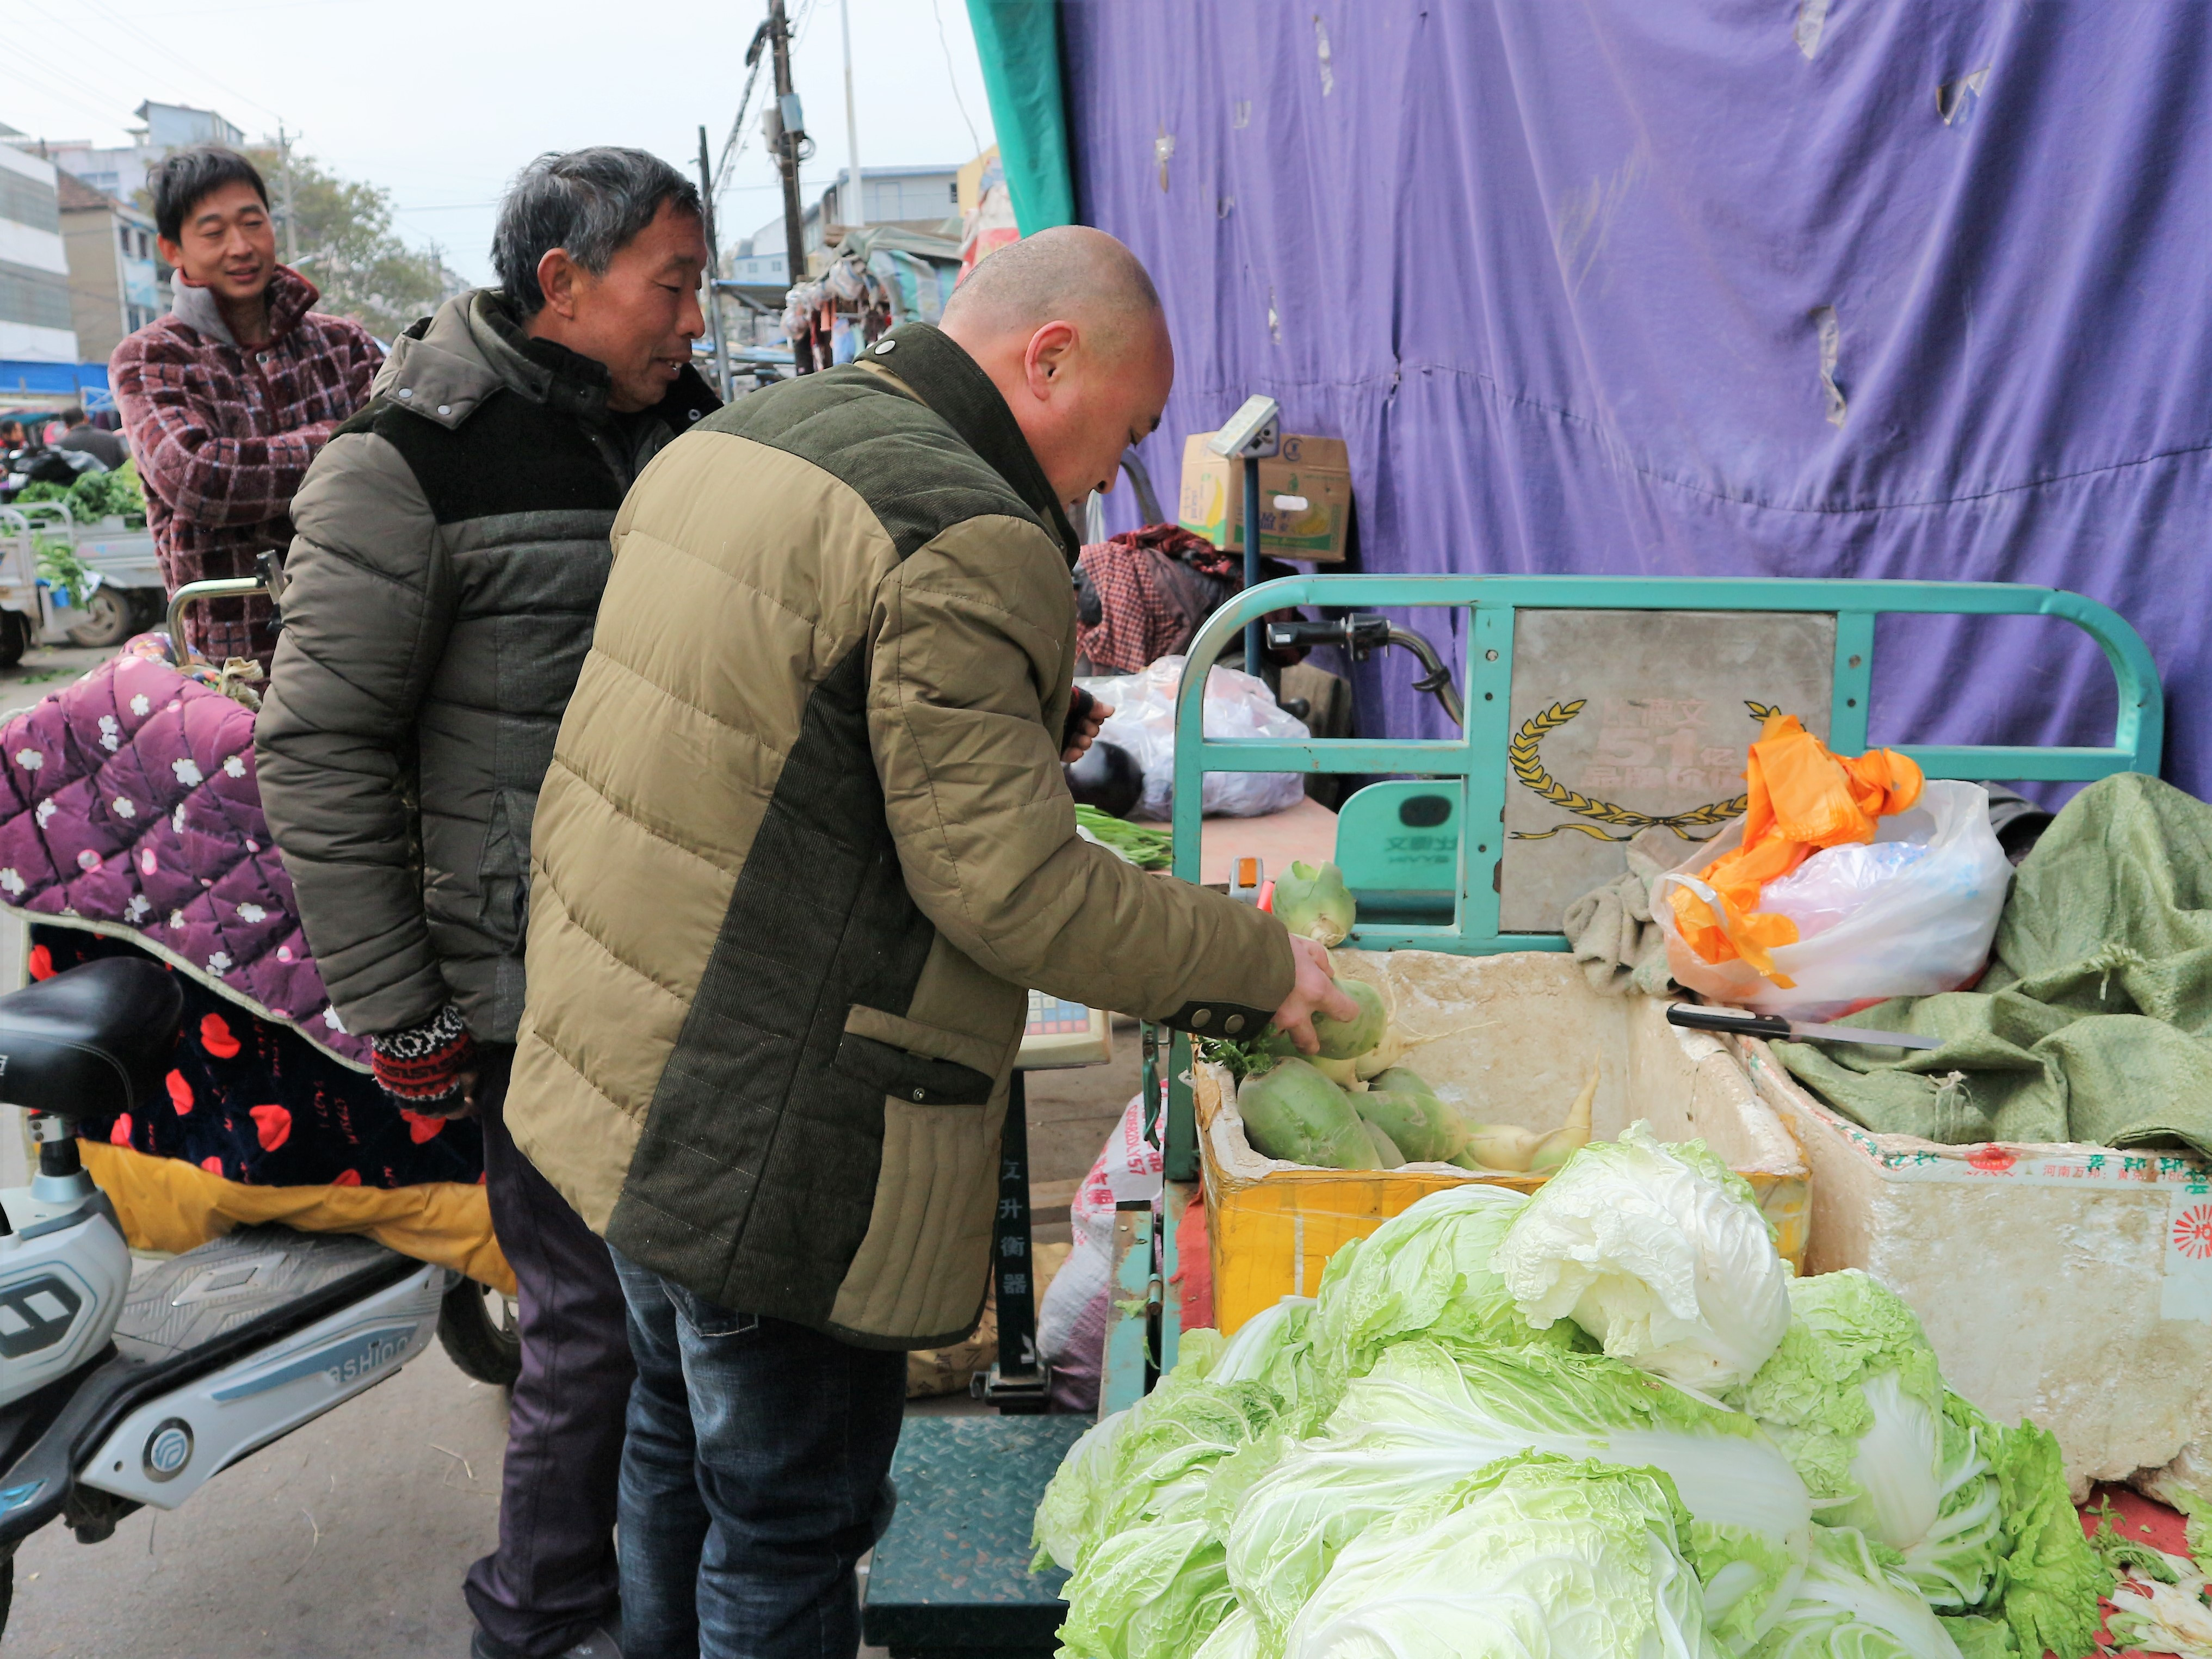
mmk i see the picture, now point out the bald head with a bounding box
[942,224,1163,347]
[940,226,1174,511]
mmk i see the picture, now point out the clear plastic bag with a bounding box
[1654,780,2013,1019]
[1076,655,1308,821]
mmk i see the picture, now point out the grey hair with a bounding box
[491,147,702,316]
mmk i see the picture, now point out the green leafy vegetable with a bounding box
[2087,1498,2189,1585]
[1748,1524,1967,1659]
[1309,1186,1586,1408]
[1074,804,1172,869]
[1986,1418,2104,1659]
[1055,1518,1236,1659]
[1494,1121,1792,1391]
[1937,1614,2018,1659]
[1227,1341,1812,1652]
[1282,1453,1717,1659]
[1730,1271,2005,1611]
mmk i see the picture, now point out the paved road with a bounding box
[9,1342,508,1658]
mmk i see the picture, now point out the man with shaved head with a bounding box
[506,226,1351,1657]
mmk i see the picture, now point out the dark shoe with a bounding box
[470,1621,623,1659]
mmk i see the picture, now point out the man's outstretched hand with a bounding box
[1269,935,1358,1054]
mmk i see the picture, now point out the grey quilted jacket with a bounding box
[255,289,718,1042]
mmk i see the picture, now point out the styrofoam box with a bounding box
[1193,951,1809,1336]
[1732,1033,2212,1500]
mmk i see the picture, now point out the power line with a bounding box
[928,0,983,157]
[70,0,288,124]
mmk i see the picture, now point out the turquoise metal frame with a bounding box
[1154,573,2161,1183]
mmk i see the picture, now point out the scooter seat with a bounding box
[0,958,182,1122]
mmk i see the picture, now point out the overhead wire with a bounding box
[928,0,984,157]
[69,0,289,125]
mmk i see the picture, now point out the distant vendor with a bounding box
[111,145,381,666]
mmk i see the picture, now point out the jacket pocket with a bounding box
[833,1004,1002,1107]
[475,788,535,952]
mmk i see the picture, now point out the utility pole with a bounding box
[696,125,731,400]
[766,0,815,373]
[839,0,864,234]
[276,124,299,267]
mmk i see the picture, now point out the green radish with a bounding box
[1352,1025,1404,1081]
[1358,1067,1467,1163]
[1311,977,1388,1061]
[1312,1054,1365,1090]
[1273,860,1355,946]
[1529,1064,1599,1174]
[1238,1057,1380,1169]
[1362,1118,1406,1168]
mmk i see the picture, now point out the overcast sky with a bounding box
[3,0,996,287]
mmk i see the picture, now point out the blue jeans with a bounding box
[609,1249,906,1659]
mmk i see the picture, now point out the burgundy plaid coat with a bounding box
[112,267,382,665]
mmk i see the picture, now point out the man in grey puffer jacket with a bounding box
[256,148,718,1659]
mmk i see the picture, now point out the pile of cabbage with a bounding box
[1033,1124,2104,1659]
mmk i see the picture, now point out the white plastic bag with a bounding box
[1037,1094,1164,1411]
[1076,655,1308,821]
[1654,780,2013,1020]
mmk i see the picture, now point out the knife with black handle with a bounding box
[1665,1003,1942,1051]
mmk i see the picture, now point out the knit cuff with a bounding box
[367,1004,477,1102]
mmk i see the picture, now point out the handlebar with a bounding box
[1263,612,1465,728]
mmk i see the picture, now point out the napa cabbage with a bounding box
[1748,1525,1964,1659]
[1308,1185,1589,1410]
[1493,1123,1792,1391]
[1281,1453,1721,1659]
[1226,1341,1811,1655]
[1731,1271,2006,1611]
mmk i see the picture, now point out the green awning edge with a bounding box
[965,0,1076,233]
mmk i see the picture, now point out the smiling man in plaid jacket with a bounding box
[112,146,382,666]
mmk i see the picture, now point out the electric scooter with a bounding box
[0,954,514,1633]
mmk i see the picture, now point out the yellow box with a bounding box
[1177,431,1352,562]
[1195,950,1811,1335]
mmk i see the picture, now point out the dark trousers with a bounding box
[609,1248,907,1659]
[462,1046,637,1656]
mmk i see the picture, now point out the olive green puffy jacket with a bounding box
[510,323,1294,1348]
[256,290,716,1043]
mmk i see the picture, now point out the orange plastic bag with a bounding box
[1667,714,1924,986]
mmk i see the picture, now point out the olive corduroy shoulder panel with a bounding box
[347,393,626,526]
[695,360,1049,563]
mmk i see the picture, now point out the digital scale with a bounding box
[1016,990,1113,1069]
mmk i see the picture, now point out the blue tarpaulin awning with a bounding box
[0,362,114,410]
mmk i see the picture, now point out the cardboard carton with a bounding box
[1177,431,1351,562]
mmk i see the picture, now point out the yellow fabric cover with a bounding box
[82,1141,514,1295]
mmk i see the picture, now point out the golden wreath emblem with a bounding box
[1508,700,1784,843]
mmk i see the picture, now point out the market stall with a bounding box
[864,570,2208,1659]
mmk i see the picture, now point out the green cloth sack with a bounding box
[1776,772,2212,1156]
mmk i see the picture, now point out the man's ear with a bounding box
[156,235,185,271]
[1023,320,1079,399]
[536,248,580,320]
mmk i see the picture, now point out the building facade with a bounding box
[28,102,244,209]
[0,132,80,363]
[57,172,164,365]
[748,163,963,260]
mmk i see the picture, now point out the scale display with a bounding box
[1017,991,1113,1068]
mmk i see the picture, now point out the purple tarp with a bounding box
[1062,2,2211,793]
